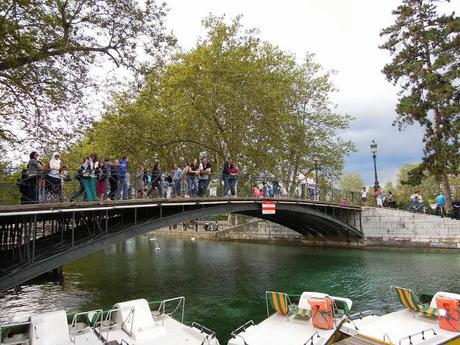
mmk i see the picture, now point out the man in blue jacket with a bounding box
[117,155,129,200]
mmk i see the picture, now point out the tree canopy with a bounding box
[339,173,365,193]
[380,0,460,203]
[0,0,174,149]
[71,16,354,192]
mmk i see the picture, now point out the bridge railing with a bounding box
[0,169,362,207]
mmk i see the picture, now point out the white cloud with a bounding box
[164,0,458,183]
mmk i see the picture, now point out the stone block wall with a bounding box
[362,207,460,249]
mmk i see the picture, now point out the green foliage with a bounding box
[339,173,365,193]
[394,163,440,205]
[380,0,460,202]
[0,0,174,149]
[71,15,354,192]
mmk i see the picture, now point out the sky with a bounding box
[163,0,458,185]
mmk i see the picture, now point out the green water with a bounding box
[1,236,460,343]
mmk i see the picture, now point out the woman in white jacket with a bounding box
[46,152,62,201]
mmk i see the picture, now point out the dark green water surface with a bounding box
[1,236,460,343]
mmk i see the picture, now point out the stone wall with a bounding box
[362,207,460,249]
[152,207,460,249]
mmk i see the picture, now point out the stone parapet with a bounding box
[361,207,460,249]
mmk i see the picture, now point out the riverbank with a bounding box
[150,207,460,250]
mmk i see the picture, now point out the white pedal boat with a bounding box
[340,286,460,345]
[0,296,219,345]
[228,290,352,345]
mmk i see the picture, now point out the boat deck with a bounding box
[340,309,460,345]
[228,313,344,345]
[335,335,387,345]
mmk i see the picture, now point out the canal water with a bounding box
[1,236,460,343]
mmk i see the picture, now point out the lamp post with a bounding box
[370,140,380,190]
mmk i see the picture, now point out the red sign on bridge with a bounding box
[261,201,276,215]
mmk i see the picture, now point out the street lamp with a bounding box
[370,140,380,190]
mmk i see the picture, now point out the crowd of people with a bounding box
[20,152,241,204]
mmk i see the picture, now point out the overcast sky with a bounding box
[164,0,458,185]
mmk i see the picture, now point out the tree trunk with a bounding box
[441,173,452,208]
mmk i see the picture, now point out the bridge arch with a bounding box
[0,199,362,291]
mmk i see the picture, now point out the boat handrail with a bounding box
[154,296,185,324]
[302,331,321,345]
[231,319,254,344]
[98,306,135,341]
[349,310,376,321]
[398,328,437,345]
[191,322,217,345]
[69,308,104,342]
[70,309,104,329]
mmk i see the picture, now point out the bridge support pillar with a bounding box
[51,266,64,282]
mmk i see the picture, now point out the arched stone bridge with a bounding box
[0,198,362,291]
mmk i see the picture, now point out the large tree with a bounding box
[0,0,174,149]
[340,173,365,193]
[380,0,460,205]
[71,16,354,193]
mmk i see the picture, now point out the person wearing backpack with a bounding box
[228,159,239,196]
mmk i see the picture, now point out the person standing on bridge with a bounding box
[222,159,230,196]
[228,159,239,196]
[187,159,199,197]
[45,152,62,202]
[149,160,163,198]
[108,159,119,200]
[26,151,43,203]
[117,156,129,200]
[198,157,212,197]
[436,192,446,218]
[297,170,307,199]
[172,163,183,197]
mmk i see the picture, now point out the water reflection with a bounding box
[1,236,459,343]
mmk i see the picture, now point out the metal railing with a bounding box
[398,328,437,345]
[230,320,254,345]
[0,169,362,207]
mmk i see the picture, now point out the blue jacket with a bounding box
[118,159,128,178]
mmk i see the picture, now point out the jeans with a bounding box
[174,180,181,196]
[117,176,130,199]
[198,179,210,197]
[222,174,230,196]
[187,175,198,197]
[228,177,237,196]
